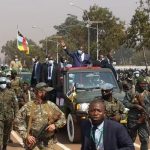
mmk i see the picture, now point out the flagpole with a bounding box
[17,25,19,54]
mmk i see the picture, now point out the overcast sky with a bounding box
[0,0,138,54]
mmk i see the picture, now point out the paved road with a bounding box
[8,128,150,150]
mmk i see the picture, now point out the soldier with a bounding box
[10,70,22,96]
[124,77,150,150]
[0,77,19,150]
[14,82,66,150]
[101,83,125,122]
[9,55,22,73]
[17,82,35,109]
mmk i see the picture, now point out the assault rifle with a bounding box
[134,92,150,133]
[25,111,61,150]
[142,108,150,134]
[25,123,49,150]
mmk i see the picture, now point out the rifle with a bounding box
[25,123,49,150]
[133,91,150,133]
[142,108,150,134]
[25,111,61,150]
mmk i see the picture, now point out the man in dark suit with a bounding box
[40,55,60,103]
[81,98,135,150]
[93,52,118,80]
[31,56,42,88]
[61,41,91,67]
[93,54,106,68]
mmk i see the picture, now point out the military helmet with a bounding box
[0,77,7,89]
[0,77,7,83]
[136,76,148,92]
[11,70,17,75]
[101,83,113,91]
[35,82,54,92]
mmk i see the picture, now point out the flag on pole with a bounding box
[66,84,77,102]
[17,31,29,54]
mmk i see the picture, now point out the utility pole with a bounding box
[89,21,103,60]
[70,2,91,54]
[49,35,62,63]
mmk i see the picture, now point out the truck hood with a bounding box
[75,90,125,103]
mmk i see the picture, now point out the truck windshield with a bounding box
[68,71,118,90]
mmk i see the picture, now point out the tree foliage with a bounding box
[1,39,44,68]
[85,5,126,57]
[125,0,150,50]
[51,5,126,60]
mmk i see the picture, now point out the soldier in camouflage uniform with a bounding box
[10,70,22,96]
[9,55,22,73]
[0,77,19,150]
[101,83,125,122]
[124,77,150,150]
[17,82,35,109]
[14,82,66,150]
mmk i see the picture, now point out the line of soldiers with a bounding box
[122,71,150,150]
[0,69,66,150]
[0,57,150,149]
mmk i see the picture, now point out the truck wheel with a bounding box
[67,114,81,143]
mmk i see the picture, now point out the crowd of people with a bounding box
[0,43,149,150]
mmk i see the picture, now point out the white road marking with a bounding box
[56,142,71,150]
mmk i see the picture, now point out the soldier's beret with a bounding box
[11,70,17,75]
[36,82,54,92]
[101,83,113,90]
[136,77,147,84]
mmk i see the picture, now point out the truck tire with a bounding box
[67,113,81,143]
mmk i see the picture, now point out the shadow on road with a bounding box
[56,126,81,145]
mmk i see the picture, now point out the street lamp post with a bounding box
[89,21,103,60]
[70,2,91,54]
[32,26,48,55]
[49,35,62,63]
[48,40,59,63]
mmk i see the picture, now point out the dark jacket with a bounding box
[40,62,60,90]
[64,48,91,67]
[81,119,135,150]
[31,61,42,87]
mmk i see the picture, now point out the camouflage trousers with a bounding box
[127,120,149,150]
[0,119,13,146]
[33,139,64,150]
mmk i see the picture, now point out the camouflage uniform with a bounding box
[104,97,125,121]
[17,89,35,109]
[124,90,150,150]
[14,100,66,150]
[10,60,22,73]
[101,83,125,122]
[0,89,18,148]
[11,77,22,96]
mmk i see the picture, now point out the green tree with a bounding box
[53,5,125,60]
[1,39,44,69]
[84,5,126,58]
[126,0,150,50]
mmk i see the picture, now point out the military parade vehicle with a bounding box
[57,66,125,143]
